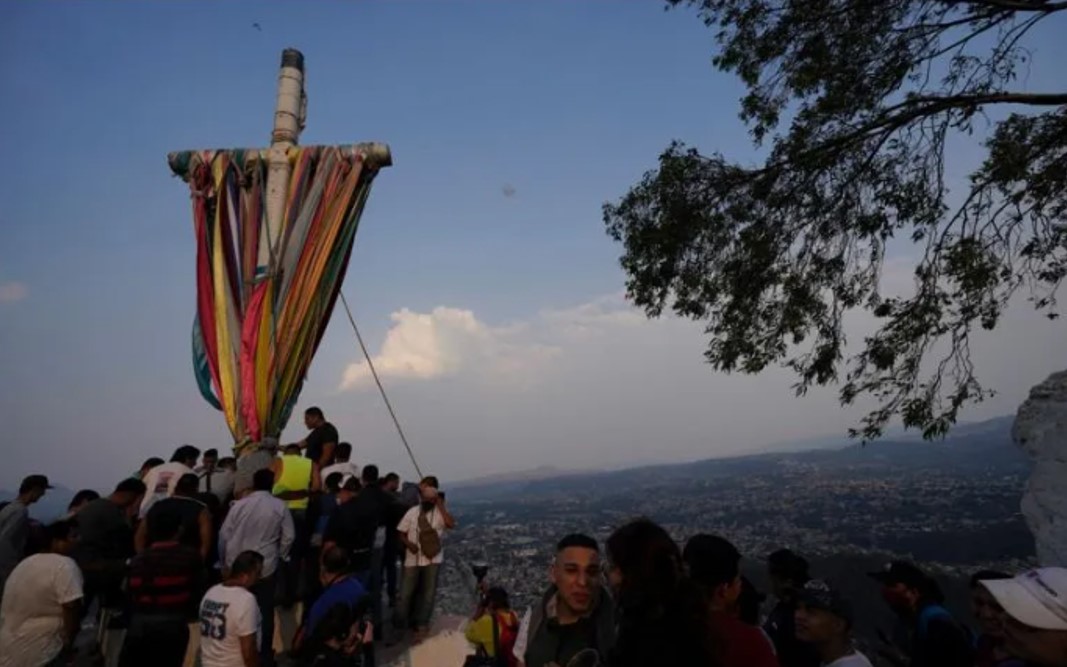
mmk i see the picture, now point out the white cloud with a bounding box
[339,296,650,391]
[329,285,1065,480]
[0,281,28,304]
[339,306,560,390]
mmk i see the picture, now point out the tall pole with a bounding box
[258,48,306,279]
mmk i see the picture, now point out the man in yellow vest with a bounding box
[272,444,321,607]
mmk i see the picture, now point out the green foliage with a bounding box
[605,0,1067,439]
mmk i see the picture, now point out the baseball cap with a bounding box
[867,561,929,588]
[19,474,54,493]
[981,568,1067,631]
[799,579,853,625]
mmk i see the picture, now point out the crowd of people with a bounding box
[0,404,1064,667]
[0,407,454,667]
[471,529,1065,667]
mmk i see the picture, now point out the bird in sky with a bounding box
[252,22,262,32]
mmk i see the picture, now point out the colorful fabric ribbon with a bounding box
[169,147,381,443]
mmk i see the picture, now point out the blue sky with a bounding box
[2,2,1064,492]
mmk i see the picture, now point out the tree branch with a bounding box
[959,0,1067,12]
[766,91,1067,174]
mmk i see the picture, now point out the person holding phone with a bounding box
[393,476,456,641]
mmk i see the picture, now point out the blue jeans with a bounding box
[394,564,440,630]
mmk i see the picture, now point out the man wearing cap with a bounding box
[869,561,973,667]
[981,568,1067,666]
[795,579,874,667]
[0,474,52,601]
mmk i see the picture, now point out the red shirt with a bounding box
[710,611,780,667]
[127,541,203,620]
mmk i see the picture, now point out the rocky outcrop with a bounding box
[1013,370,1067,567]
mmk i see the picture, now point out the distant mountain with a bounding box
[456,414,1026,501]
[450,465,588,488]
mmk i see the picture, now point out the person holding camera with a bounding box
[465,586,520,667]
[393,476,456,641]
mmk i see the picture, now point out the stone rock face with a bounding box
[1013,370,1067,567]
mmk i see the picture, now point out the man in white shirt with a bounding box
[140,444,201,517]
[393,476,456,640]
[218,468,294,667]
[195,448,219,477]
[320,442,359,487]
[202,457,237,503]
[795,579,873,667]
[199,550,263,667]
[0,519,83,667]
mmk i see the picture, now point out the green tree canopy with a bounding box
[605,0,1066,439]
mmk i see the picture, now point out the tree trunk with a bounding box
[1013,369,1067,567]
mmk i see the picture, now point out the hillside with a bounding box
[455,415,1025,501]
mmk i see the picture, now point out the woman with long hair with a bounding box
[605,518,718,667]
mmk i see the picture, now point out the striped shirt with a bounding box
[127,541,203,619]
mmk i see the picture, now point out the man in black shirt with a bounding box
[381,472,403,606]
[73,478,146,611]
[295,406,339,468]
[136,473,212,563]
[322,466,393,576]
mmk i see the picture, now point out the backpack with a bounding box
[464,612,518,667]
[496,611,520,667]
[417,509,442,560]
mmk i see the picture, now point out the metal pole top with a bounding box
[280,48,304,72]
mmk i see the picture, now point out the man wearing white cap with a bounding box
[981,567,1067,667]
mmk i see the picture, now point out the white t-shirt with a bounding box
[140,461,193,517]
[0,553,84,667]
[397,505,447,567]
[826,652,874,667]
[321,461,360,487]
[199,583,261,667]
